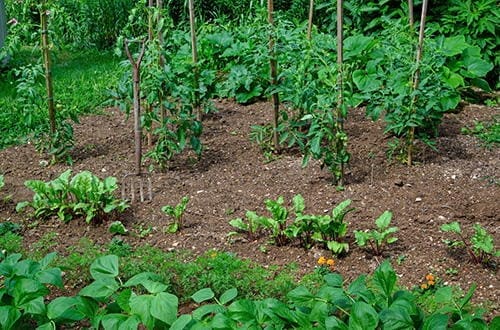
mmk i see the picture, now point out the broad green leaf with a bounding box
[22,296,46,315]
[327,241,349,254]
[39,252,57,269]
[326,316,348,330]
[129,294,154,329]
[89,255,119,280]
[219,288,238,305]
[101,314,139,330]
[349,301,379,330]
[458,283,476,310]
[191,288,215,303]
[227,299,256,322]
[372,260,397,306]
[434,287,453,304]
[170,314,192,330]
[287,286,316,305]
[442,36,469,56]
[142,280,168,294]
[79,278,119,300]
[116,289,132,313]
[151,292,178,325]
[192,303,225,320]
[323,273,344,288]
[13,278,49,308]
[375,211,393,229]
[292,194,305,214]
[440,222,461,234]
[353,70,381,92]
[36,268,63,288]
[422,313,448,330]
[47,297,86,321]
[0,305,21,330]
[229,218,248,231]
[124,272,157,287]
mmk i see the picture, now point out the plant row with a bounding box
[9,170,499,266]
[0,250,498,329]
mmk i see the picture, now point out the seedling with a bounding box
[440,221,499,265]
[229,210,267,241]
[354,210,398,256]
[162,196,190,233]
[109,221,128,235]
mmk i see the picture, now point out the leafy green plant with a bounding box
[0,174,4,190]
[462,117,499,149]
[109,221,128,235]
[0,222,21,236]
[0,252,63,330]
[441,221,499,265]
[354,210,398,255]
[229,210,267,241]
[162,196,190,233]
[0,232,23,255]
[16,169,129,223]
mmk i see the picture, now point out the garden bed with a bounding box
[0,99,498,316]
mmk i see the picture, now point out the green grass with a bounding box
[462,116,500,149]
[0,48,122,149]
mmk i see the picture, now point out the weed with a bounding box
[461,117,499,149]
[107,237,133,257]
[0,232,23,254]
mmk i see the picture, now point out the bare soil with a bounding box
[1,99,498,315]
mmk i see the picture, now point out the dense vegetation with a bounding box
[0,0,498,328]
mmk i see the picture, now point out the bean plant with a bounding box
[354,210,398,256]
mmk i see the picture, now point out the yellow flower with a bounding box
[421,283,428,290]
[318,256,327,265]
[428,280,435,286]
[425,274,435,282]
[326,259,335,266]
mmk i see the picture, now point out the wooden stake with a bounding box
[146,0,155,147]
[124,39,146,176]
[307,0,314,40]
[188,0,201,121]
[157,0,166,121]
[408,0,414,28]
[40,2,55,135]
[336,0,344,186]
[408,0,428,166]
[268,0,280,151]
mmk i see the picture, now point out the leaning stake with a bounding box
[188,0,201,121]
[40,0,55,135]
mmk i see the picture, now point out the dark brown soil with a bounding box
[1,99,498,315]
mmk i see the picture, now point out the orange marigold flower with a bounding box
[421,283,428,290]
[318,256,327,265]
[425,274,435,282]
[428,280,435,286]
[326,259,335,266]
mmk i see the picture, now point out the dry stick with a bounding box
[40,3,55,135]
[124,39,147,176]
[268,0,280,151]
[408,0,428,166]
[307,0,314,40]
[188,0,201,121]
[336,0,344,186]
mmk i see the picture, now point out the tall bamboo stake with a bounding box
[145,0,155,146]
[188,0,201,121]
[268,0,280,151]
[157,0,166,121]
[307,0,314,40]
[408,0,428,166]
[336,0,344,186]
[408,0,414,28]
[125,40,146,176]
[40,1,55,134]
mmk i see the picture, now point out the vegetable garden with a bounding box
[0,0,498,329]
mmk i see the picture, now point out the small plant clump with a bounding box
[16,169,129,223]
[229,195,353,254]
[162,196,190,233]
[316,256,336,274]
[354,210,398,256]
[440,221,499,265]
[420,273,437,291]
